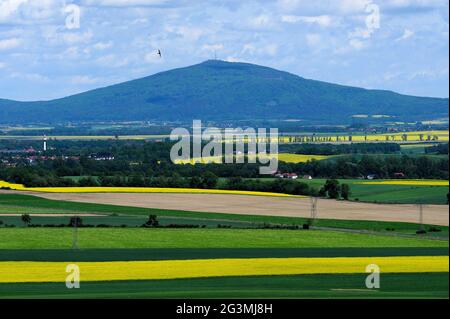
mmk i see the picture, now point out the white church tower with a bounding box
[43,135,47,152]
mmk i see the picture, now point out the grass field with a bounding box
[1,228,447,249]
[1,273,447,299]
[357,180,448,186]
[1,193,448,237]
[233,178,449,205]
[0,193,448,299]
[1,247,447,261]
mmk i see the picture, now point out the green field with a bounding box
[309,180,448,205]
[1,228,447,250]
[0,193,448,299]
[226,178,449,205]
[0,194,448,238]
[1,247,447,261]
[1,273,447,299]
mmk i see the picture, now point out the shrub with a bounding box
[142,215,159,227]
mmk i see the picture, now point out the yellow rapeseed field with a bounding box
[0,256,447,283]
[357,180,449,186]
[0,180,302,197]
[278,154,331,163]
[175,153,331,165]
[0,181,25,190]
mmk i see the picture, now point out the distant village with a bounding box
[0,139,114,168]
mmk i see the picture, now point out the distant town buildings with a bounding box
[274,172,299,180]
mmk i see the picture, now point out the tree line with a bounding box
[0,141,448,189]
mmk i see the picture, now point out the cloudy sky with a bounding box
[0,0,448,101]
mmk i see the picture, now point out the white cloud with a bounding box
[224,56,241,62]
[96,54,129,67]
[70,75,101,85]
[277,0,302,11]
[384,72,402,81]
[0,0,62,24]
[202,44,224,52]
[10,72,49,81]
[349,38,365,50]
[264,43,278,56]
[338,0,371,13]
[20,0,60,20]
[281,15,301,23]
[0,62,6,69]
[241,42,278,57]
[165,25,206,41]
[306,34,321,47]
[62,31,94,44]
[282,15,332,27]
[144,51,164,64]
[0,38,21,50]
[82,0,168,6]
[397,29,414,41]
[0,0,28,22]
[349,27,372,39]
[249,14,273,28]
[242,43,256,55]
[93,41,114,50]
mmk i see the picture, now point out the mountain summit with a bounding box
[0,60,448,124]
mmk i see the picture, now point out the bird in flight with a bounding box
[157,49,162,58]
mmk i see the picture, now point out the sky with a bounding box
[0,0,448,101]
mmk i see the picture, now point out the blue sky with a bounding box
[0,0,448,101]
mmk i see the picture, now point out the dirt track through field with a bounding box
[24,192,449,226]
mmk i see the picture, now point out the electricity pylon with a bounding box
[416,204,425,232]
[309,197,318,225]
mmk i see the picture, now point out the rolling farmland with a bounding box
[0,191,448,299]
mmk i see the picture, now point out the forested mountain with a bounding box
[0,60,448,124]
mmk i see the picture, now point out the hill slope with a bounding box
[0,60,448,124]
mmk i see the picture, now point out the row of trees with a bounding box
[1,139,448,188]
[1,153,447,188]
[319,179,351,200]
